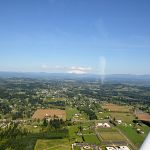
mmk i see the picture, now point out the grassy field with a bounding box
[96,111,110,120]
[68,125,83,142]
[66,106,87,121]
[34,139,71,150]
[109,112,135,123]
[82,126,94,134]
[83,134,101,144]
[23,124,42,133]
[102,103,132,112]
[99,132,125,141]
[119,125,150,148]
[97,127,117,132]
[32,109,66,120]
[74,146,81,150]
[66,107,79,120]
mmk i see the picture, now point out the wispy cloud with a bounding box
[41,65,93,74]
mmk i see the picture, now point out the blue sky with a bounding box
[0,0,150,74]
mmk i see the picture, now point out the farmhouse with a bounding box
[96,122,110,128]
[96,123,103,127]
[103,123,110,128]
[116,120,122,124]
[32,109,66,121]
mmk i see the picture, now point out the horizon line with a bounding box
[0,71,150,76]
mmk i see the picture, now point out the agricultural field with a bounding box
[22,124,42,133]
[96,125,126,144]
[66,107,79,120]
[109,112,135,123]
[66,106,87,121]
[96,111,110,120]
[119,124,150,148]
[32,109,66,120]
[83,134,101,144]
[68,125,83,142]
[99,132,125,141]
[97,126,117,132]
[137,112,150,121]
[34,139,71,150]
[82,126,94,134]
[102,103,132,112]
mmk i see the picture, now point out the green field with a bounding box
[65,106,87,121]
[96,111,110,120]
[68,125,83,142]
[74,146,81,150]
[83,134,101,144]
[109,112,135,123]
[119,125,150,147]
[23,124,42,133]
[34,139,71,150]
[102,103,132,113]
[66,107,79,120]
[97,127,117,132]
[99,132,125,141]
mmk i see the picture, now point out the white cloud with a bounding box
[67,66,92,74]
[41,65,92,74]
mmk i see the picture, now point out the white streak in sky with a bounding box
[100,56,106,84]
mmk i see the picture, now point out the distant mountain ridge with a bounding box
[0,71,150,85]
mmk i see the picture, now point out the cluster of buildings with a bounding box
[106,146,130,150]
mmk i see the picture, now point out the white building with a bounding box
[106,147,116,150]
[96,123,110,128]
[103,123,110,128]
[106,146,130,150]
[116,120,122,124]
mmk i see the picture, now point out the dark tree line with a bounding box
[0,123,29,140]
[43,118,65,130]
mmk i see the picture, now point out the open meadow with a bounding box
[34,139,71,150]
[119,124,150,148]
[102,103,132,113]
[83,134,101,144]
[109,112,135,123]
[99,132,125,141]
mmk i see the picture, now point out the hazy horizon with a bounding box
[0,71,150,76]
